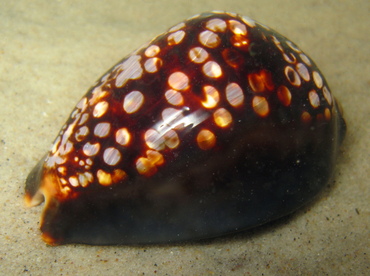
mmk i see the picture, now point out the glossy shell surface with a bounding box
[25,11,346,245]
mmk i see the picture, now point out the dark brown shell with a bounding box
[25,11,346,245]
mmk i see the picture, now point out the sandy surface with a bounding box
[1,0,369,275]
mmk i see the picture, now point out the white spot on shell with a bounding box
[59,140,73,155]
[199,30,221,48]
[76,97,88,110]
[168,72,189,91]
[308,90,320,108]
[115,55,143,88]
[78,113,89,125]
[75,126,89,142]
[283,52,297,63]
[93,101,109,118]
[202,61,222,78]
[51,136,61,154]
[286,41,301,53]
[323,86,332,106]
[271,36,284,52]
[71,109,80,120]
[168,30,186,45]
[145,129,165,151]
[206,18,227,32]
[45,155,66,167]
[69,176,79,187]
[89,86,108,106]
[228,20,247,35]
[57,166,66,175]
[189,47,208,64]
[241,16,256,27]
[226,83,244,107]
[116,128,131,146]
[186,13,200,20]
[145,45,160,57]
[300,53,311,66]
[226,11,238,17]
[144,57,162,73]
[296,63,310,81]
[94,122,111,138]
[78,172,93,187]
[83,142,100,156]
[103,147,121,166]
[168,22,185,32]
[313,71,323,88]
[165,89,184,106]
[123,91,144,114]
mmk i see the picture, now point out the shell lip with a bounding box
[25,155,48,207]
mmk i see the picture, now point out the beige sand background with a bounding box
[0,0,369,275]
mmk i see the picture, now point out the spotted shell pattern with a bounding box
[25,11,346,245]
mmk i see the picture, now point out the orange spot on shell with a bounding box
[285,66,301,87]
[146,150,164,166]
[93,101,109,118]
[252,96,270,117]
[201,85,220,108]
[136,157,157,177]
[228,20,247,36]
[97,169,112,186]
[136,150,164,177]
[248,70,274,92]
[222,48,244,68]
[213,108,232,128]
[277,85,292,106]
[324,108,331,121]
[230,35,249,49]
[112,169,127,183]
[98,169,126,185]
[197,129,216,150]
[145,45,160,57]
[301,111,312,123]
